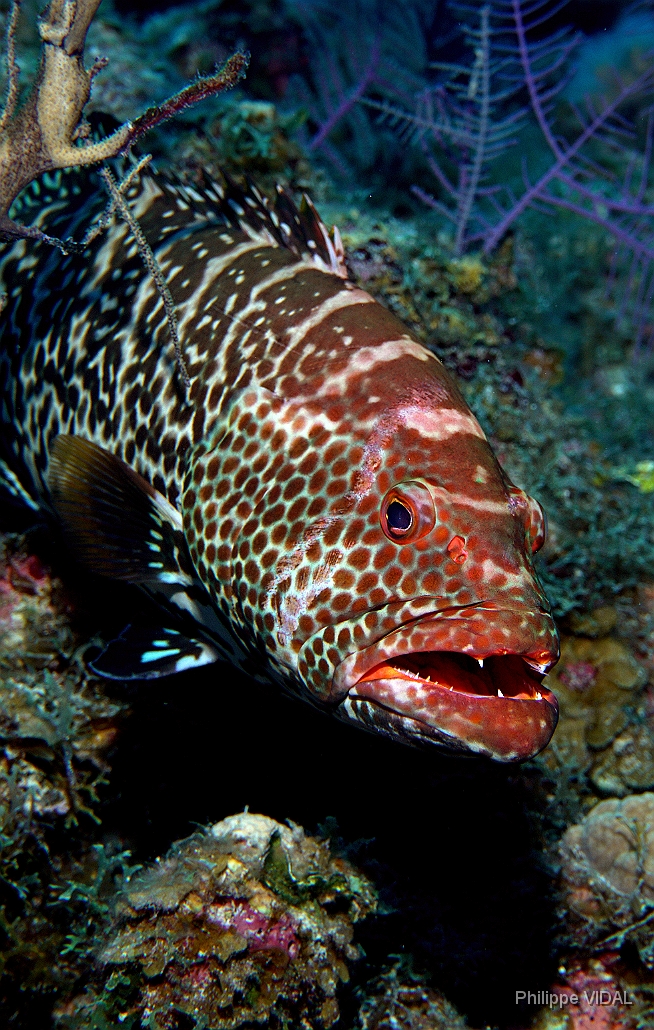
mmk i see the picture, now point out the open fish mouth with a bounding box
[343,650,558,762]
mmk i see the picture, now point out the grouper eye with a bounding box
[387,500,413,535]
[381,481,436,544]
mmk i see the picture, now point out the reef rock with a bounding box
[0,533,131,1025]
[559,793,654,965]
[540,615,652,797]
[64,813,377,1029]
[357,962,471,1029]
[531,955,641,1030]
[0,534,126,826]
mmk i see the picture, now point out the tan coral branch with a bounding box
[0,0,249,245]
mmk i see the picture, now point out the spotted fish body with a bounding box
[0,169,559,761]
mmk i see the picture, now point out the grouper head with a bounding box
[184,324,559,762]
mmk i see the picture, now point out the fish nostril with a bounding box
[446,535,468,564]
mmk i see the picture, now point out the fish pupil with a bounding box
[386,500,413,534]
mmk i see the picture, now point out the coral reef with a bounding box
[559,793,654,966]
[0,532,127,824]
[0,538,378,1029]
[0,531,133,1025]
[206,100,308,189]
[59,813,377,1029]
[539,614,652,797]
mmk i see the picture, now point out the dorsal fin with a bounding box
[7,161,348,281]
[150,170,348,278]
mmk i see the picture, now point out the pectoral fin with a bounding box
[47,435,192,587]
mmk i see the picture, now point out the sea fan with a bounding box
[366,3,529,253]
[282,0,429,175]
[488,0,654,344]
[371,0,654,347]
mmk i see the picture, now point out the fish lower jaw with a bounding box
[343,651,559,762]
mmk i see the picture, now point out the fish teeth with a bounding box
[396,665,421,680]
[497,688,504,698]
[475,658,484,668]
[525,659,549,675]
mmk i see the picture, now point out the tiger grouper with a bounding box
[0,168,560,761]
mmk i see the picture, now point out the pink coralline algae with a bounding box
[559,661,597,693]
[0,539,72,656]
[0,551,48,601]
[205,900,300,959]
[546,958,635,1030]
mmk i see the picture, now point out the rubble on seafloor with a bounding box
[56,812,377,1030]
[356,960,471,1029]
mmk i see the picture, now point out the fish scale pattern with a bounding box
[0,167,560,758]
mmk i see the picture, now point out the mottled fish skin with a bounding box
[0,169,560,761]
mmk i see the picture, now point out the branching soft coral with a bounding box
[0,0,248,246]
[372,0,654,347]
[286,0,427,176]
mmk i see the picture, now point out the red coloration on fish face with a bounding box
[446,535,468,564]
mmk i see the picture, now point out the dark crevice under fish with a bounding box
[0,167,560,761]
